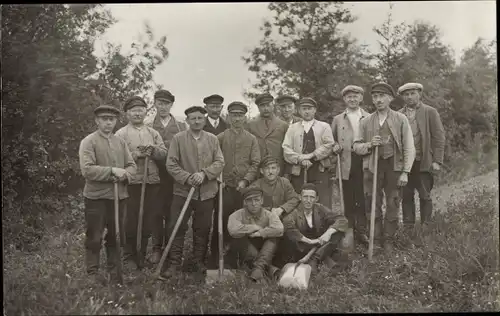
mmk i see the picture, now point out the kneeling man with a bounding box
[281,183,349,274]
[227,187,284,282]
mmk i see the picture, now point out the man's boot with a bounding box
[106,246,122,283]
[192,233,209,275]
[85,248,100,275]
[250,239,277,282]
[159,238,183,280]
[420,198,433,225]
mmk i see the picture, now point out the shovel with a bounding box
[114,181,124,284]
[136,156,149,268]
[278,246,318,289]
[368,146,379,262]
[154,186,196,279]
[206,175,236,284]
[336,154,354,252]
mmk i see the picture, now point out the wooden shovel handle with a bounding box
[298,246,318,264]
[137,156,149,253]
[337,153,345,215]
[368,146,379,262]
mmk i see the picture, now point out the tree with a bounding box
[242,1,374,122]
[1,4,168,248]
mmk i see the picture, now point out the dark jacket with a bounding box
[398,102,445,172]
[204,116,228,135]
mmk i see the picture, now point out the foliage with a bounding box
[242,1,376,122]
[1,4,168,249]
[4,173,498,314]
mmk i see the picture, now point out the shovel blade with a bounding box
[278,263,312,289]
[205,269,237,285]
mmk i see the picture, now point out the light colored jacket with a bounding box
[353,109,415,173]
[398,102,445,172]
[227,207,284,239]
[331,108,370,180]
[282,119,335,176]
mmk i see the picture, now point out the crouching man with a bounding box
[227,187,284,282]
[281,183,349,275]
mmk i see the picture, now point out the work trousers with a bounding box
[84,197,126,275]
[278,232,345,266]
[152,172,175,252]
[123,184,160,265]
[342,153,367,237]
[402,160,434,226]
[363,156,401,244]
[162,195,214,270]
[209,186,243,266]
[290,162,332,207]
[229,237,278,272]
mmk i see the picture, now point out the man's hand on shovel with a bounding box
[111,168,128,182]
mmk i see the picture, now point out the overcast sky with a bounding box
[95,1,496,118]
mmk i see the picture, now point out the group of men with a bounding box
[79,80,445,284]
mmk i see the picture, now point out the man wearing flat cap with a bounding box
[398,83,445,230]
[227,186,284,282]
[148,89,187,264]
[246,93,289,176]
[353,83,415,255]
[79,105,137,283]
[282,97,336,207]
[203,94,228,135]
[331,85,371,247]
[160,105,225,280]
[276,94,301,126]
[115,96,168,269]
[207,101,261,269]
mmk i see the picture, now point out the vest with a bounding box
[302,128,316,155]
[379,119,394,159]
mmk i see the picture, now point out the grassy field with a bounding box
[4,170,499,314]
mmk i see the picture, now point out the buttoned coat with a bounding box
[398,103,445,172]
[245,115,289,172]
[331,108,371,180]
[282,119,335,176]
[353,109,415,173]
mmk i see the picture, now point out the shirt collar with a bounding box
[245,208,264,220]
[207,116,219,126]
[301,118,315,127]
[187,128,204,140]
[343,107,364,117]
[128,122,145,130]
[97,129,113,139]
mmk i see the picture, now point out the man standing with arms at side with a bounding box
[203,94,228,135]
[208,101,261,268]
[115,96,167,270]
[160,106,225,280]
[79,105,136,283]
[398,83,445,229]
[353,83,415,255]
[246,93,289,176]
[331,85,371,247]
[282,97,336,207]
[148,89,187,264]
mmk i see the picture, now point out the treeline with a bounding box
[243,2,497,157]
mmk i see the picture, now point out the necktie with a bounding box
[214,120,218,129]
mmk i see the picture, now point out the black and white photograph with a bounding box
[3,1,498,314]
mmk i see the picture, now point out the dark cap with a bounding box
[242,186,264,201]
[227,101,248,114]
[371,82,395,97]
[300,183,319,195]
[296,97,317,108]
[154,89,175,102]
[94,105,120,117]
[260,155,279,169]
[275,95,297,106]
[184,105,207,116]
[123,96,147,112]
[203,94,224,105]
[255,93,274,106]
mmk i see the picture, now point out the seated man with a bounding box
[227,187,284,282]
[249,156,300,220]
[280,183,349,274]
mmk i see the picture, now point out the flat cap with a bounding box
[242,186,264,201]
[296,97,317,108]
[398,82,424,95]
[341,85,365,97]
[371,82,395,97]
[275,95,297,106]
[227,101,248,114]
[184,105,207,116]
[203,94,224,105]
[94,105,120,116]
[123,96,147,111]
[255,93,274,106]
[260,155,279,169]
[154,89,175,102]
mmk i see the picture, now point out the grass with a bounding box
[4,171,499,314]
